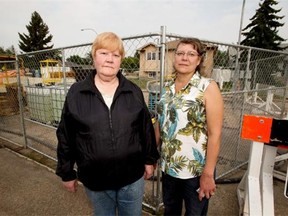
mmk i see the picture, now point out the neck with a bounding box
[95,73,118,83]
[174,71,195,92]
[175,71,195,84]
[95,74,119,95]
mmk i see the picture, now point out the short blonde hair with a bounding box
[91,32,125,59]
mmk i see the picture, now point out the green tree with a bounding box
[67,55,91,65]
[0,46,16,70]
[240,0,285,50]
[240,0,286,85]
[0,46,15,55]
[214,50,230,68]
[84,52,93,65]
[18,11,53,53]
[121,56,139,72]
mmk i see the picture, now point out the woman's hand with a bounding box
[62,180,78,192]
[144,164,155,180]
[198,173,216,201]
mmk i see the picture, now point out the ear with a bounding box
[196,56,202,66]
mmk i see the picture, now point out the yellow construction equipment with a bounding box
[40,59,62,85]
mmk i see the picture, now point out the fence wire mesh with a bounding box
[0,28,287,213]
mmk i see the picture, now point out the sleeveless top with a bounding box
[157,71,212,179]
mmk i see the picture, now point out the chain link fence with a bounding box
[1,27,287,213]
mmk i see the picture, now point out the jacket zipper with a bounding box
[108,110,115,144]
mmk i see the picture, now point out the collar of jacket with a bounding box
[77,69,134,96]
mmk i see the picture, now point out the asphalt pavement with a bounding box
[0,138,155,216]
[1,138,288,216]
[0,146,93,216]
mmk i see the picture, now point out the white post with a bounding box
[261,145,277,216]
[265,87,274,112]
[253,83,259,104]
[243,141,264,216]
[284,164,288,198]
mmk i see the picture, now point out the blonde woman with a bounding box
[56,32,159,216]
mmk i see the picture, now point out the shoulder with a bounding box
[198,76,214,92]
[122,77,143,94]
[67,81,83,94]
[66,79,93,101]
[199,75,212,84]
[128,80,142,92]
[204,80,222,104]
[205,80,220,93]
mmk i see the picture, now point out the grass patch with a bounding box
[127,77,150,90]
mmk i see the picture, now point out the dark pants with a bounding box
[162,172,209,216]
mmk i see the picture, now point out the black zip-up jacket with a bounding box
[56,70,159,191]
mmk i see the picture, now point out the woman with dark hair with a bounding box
[155,38,223,215]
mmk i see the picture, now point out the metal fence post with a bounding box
[154,25,166,214]
[16,56,28,148]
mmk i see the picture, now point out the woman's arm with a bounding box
[154,121,161,146]
[56,99,77,183]
[203,81,223,175]
[199,80,223,200]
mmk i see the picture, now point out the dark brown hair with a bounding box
[176,38,205,73]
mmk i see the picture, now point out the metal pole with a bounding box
[159,26,166,96]
[61,48,68,93]
[233,0,246,91]
[15,56,28,148]
[155,25,166,214]
[238,0,246,45]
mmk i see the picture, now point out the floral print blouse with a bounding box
[157,72,212,179]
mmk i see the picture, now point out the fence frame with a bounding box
[0,26,288,214]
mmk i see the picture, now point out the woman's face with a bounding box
[93,48,122,78]
[174,43,201,75]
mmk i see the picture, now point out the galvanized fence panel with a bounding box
[1,28,287,213]
[0,59,27,147]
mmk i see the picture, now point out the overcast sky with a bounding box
[1,0,288,53]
